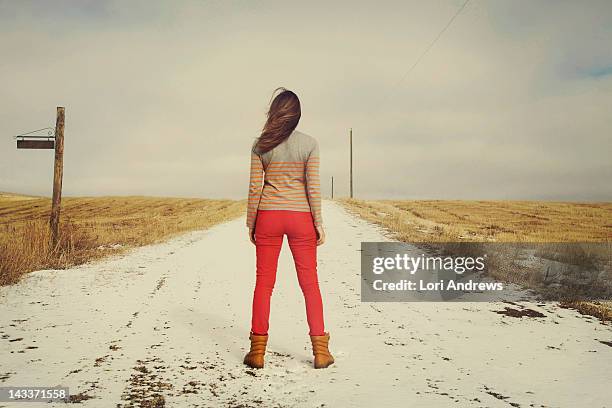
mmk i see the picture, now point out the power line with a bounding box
[375,0,471,111]
[347,1,470,198]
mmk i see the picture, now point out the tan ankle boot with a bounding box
[310,332,335,369]
[243,332,268,369]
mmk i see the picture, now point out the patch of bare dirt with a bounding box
[495,307,546,318]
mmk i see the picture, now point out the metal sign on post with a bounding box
[15,107,66,248]
[15,127,55,149]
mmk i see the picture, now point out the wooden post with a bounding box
[331,176,334,199]
[50,107,65,248]
[349,128,353,199]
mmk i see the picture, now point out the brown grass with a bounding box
[559,300,612,322]
[339,198,612,321]
[339,199,612,243]
[0,194,246,286]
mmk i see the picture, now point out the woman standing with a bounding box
[243,88,334,369]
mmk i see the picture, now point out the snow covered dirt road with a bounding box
[1,201,610,407]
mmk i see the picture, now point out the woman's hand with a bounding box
[315,225,326,246]
[249,228,256,245]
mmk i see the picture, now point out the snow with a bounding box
[1,201,610,407]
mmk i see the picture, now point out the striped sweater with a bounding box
[247,130,322,228]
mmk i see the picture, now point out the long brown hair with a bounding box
[254,87,301,154]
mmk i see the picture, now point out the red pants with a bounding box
[251,210,325,336]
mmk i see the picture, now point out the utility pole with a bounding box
[349,128,353,199]
[15,106,65,249]
[331,176,334,199]
[50,107,65,248]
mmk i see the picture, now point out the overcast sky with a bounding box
[1,0,611,201]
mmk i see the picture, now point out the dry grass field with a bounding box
[0,193,245,286]
[339,199,612,243]
[339,198,612,321]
